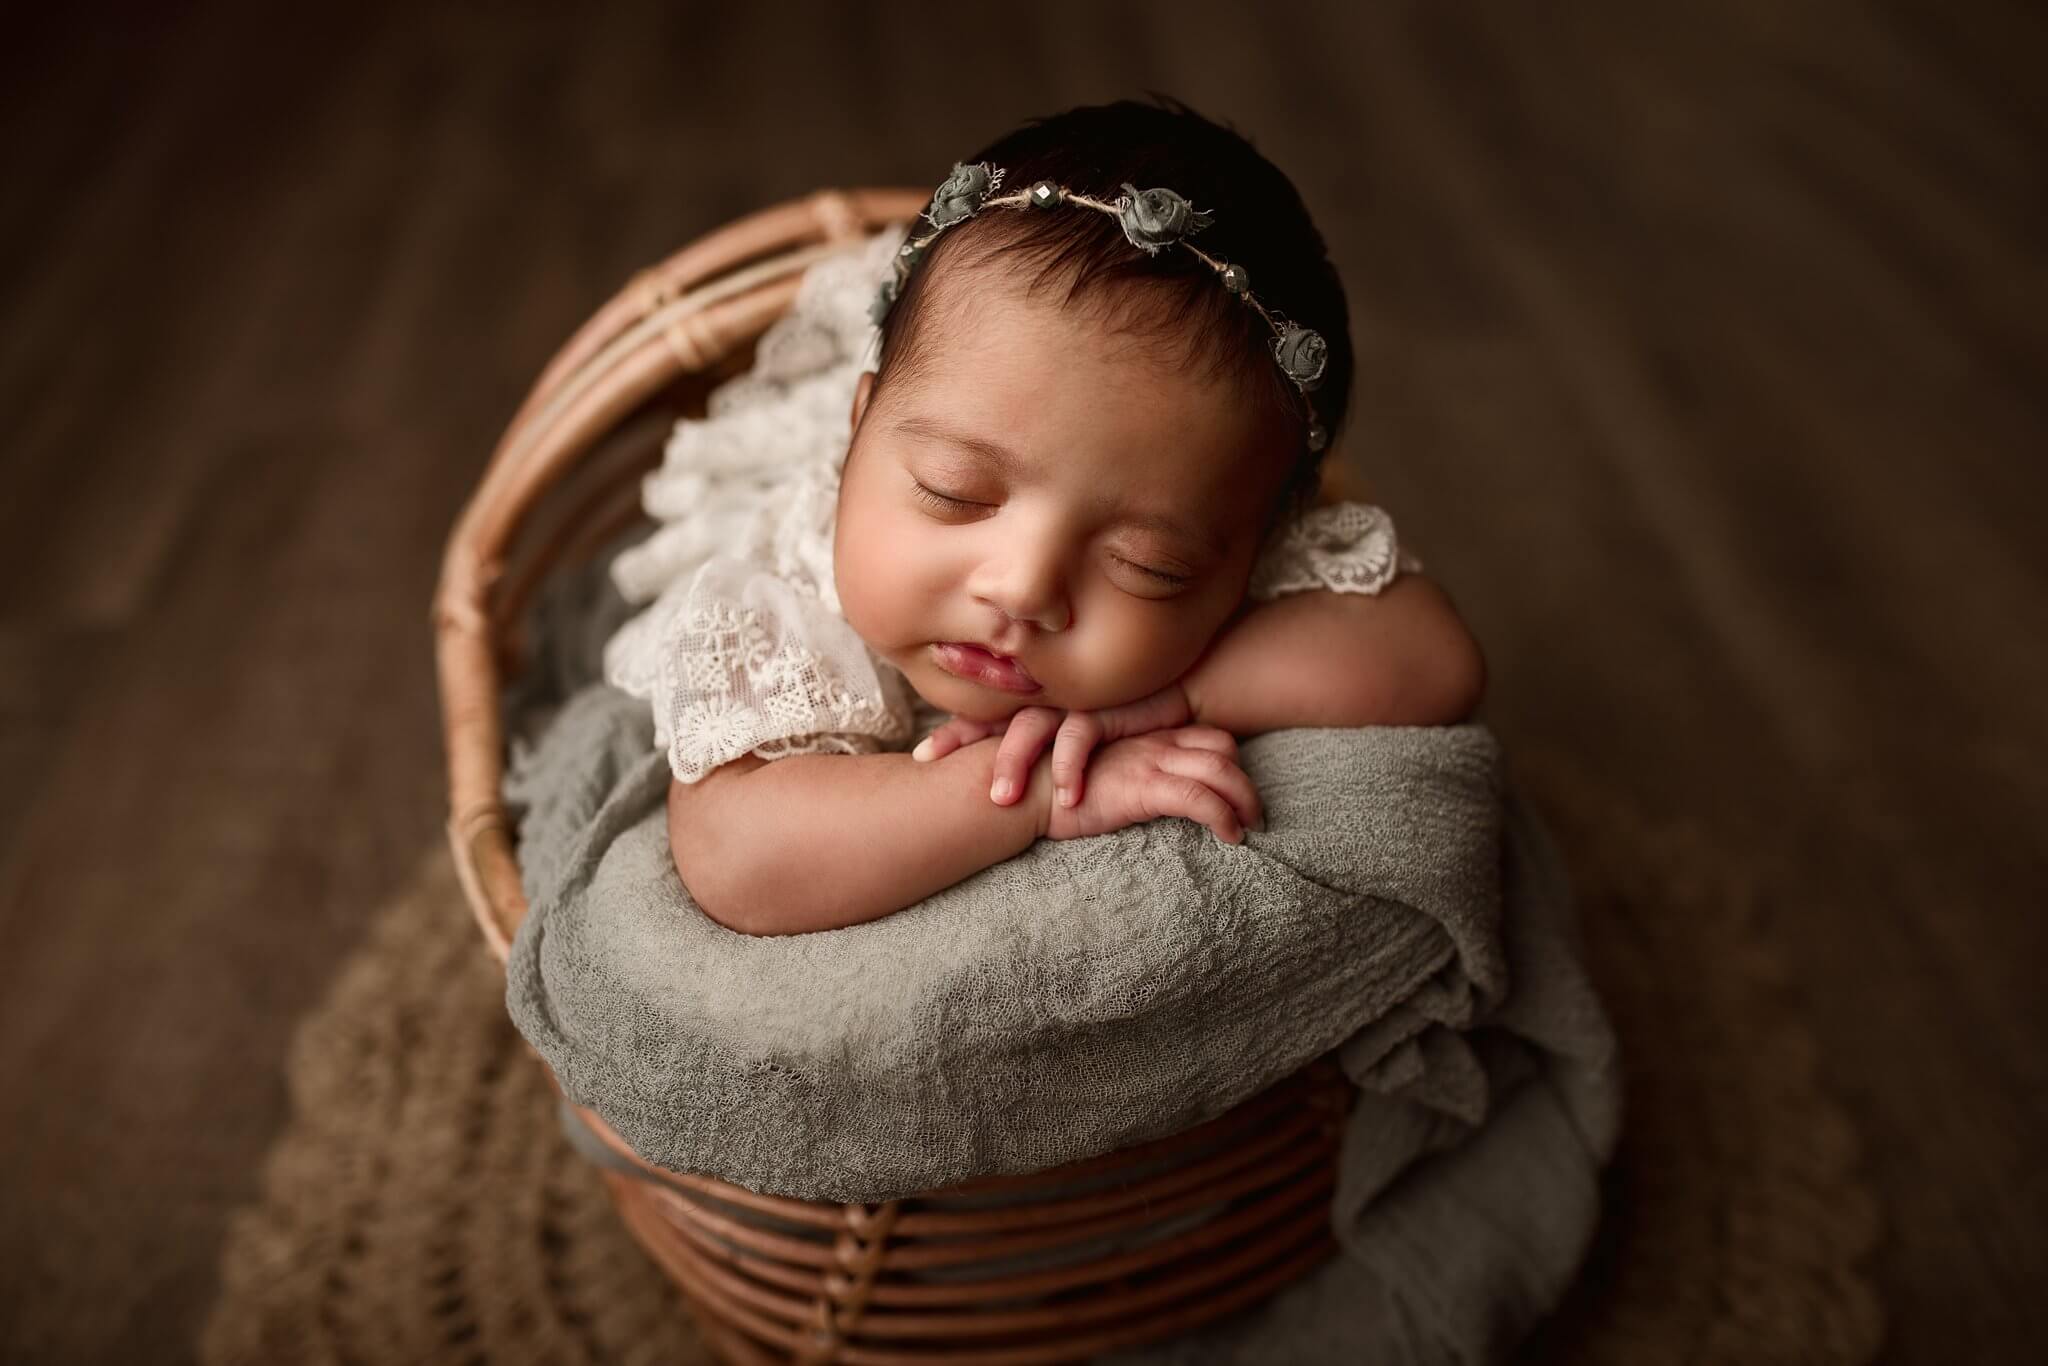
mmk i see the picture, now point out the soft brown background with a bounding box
[2,2,2042,1361]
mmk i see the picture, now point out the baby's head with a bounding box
[834,97,1353,723]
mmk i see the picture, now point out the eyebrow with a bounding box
[888,414,1226,558]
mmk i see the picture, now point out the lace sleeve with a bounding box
[602,556,916,784]
[1245,501,1425,601]
[605,225,909,608]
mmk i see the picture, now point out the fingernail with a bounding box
[991,777,1013,801]
[1058,786,1074,807]
[912,737,935,761]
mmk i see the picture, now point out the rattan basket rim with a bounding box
[432,186,926,961]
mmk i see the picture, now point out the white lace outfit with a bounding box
[600,226,1424,785]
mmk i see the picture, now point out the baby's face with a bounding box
[834,269,1291,724]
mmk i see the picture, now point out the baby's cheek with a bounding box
[836,517,934,655]
[1068,600,1215,709]
[831,511,905,643]
[835,546,899,647]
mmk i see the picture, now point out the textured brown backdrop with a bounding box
[1,2,2041,1362]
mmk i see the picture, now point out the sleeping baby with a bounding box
[601,98,1485,936]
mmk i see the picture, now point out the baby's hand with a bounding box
[911,683,1194,809]
[1037,725,1263,845]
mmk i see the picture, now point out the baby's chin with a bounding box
[904,672,1045,724]
[900,658,1158,724]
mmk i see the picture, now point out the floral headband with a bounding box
[870,161,1331,453]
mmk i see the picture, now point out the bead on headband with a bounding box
[871,160,1331,453]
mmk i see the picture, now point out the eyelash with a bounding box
[911,481,1189,589]
[911,480,978,513]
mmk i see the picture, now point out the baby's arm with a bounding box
[1182,572,1486,737]
[669,743,1039,937]
[669,727,1260,937]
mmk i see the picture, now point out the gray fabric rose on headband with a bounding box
[1271,324,1328,391]
[1116,182,1216,254]
[869,276,900,326]
[927,162,1000,228]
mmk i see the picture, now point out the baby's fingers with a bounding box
[1049,712,1105,809]
[991,707,1062,804]
[1147,774,1245,845]
[1155,747,1264,835]
[1168,725,1239,758]
[1092,682,1194,741]
[912,716,1001,762]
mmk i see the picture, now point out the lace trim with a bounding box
[659,590,912,784]
[1247,501,1421,600]
[606,226,907,610]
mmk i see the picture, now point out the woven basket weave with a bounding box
[430,187,1357,1364]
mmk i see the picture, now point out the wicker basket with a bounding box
[431,187,1358,1364]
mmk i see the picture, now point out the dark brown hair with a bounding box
[870,95,1353,526]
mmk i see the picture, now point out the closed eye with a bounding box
[911,480,982,513]
[1115,555,1190,589]
[911,478,1189,591]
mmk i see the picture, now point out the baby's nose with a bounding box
[1005,599,1070,633]
[974,557,1070,633]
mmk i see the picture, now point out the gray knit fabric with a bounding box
[498,541,1621,1363]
